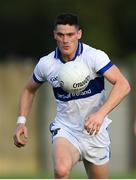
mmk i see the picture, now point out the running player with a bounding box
[13,13,131,179]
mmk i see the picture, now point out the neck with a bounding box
[55,42,82,62]
[61,54,74,62]
[61,43,79,62]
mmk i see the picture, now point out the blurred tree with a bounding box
[0,0,53,59]
[0,0,136,61]
[110,0,136,59]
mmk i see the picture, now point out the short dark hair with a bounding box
[54,13,80,30]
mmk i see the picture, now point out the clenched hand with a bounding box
[84,112,104,135]
[13,124,28,148]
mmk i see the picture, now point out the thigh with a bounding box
[52,137,80,169]
[83,159,109,179]
[81,143,110,179]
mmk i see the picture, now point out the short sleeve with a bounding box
[33,59,46,83]
[94,50,113,75]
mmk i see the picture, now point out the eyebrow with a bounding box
[56,32,76,36]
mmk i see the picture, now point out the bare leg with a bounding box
[52,137,80,179]
[83,159,109,179]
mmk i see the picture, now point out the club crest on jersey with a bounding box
[50,76,58,82]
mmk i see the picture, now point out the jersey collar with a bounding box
[54,42,83,63]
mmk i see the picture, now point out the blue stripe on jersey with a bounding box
[97,61,113,75]
[53,76,104,102]
[33,73,44,83]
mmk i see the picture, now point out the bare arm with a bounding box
[13,75,42,147]
[97,65,131,116]
[85,65,131,134]
[18,76,41,117]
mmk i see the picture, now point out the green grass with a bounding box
[0,170,136,179]
[110,170,136,179]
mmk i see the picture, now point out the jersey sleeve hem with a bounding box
[33,73,45,83]
[97,61,113,75]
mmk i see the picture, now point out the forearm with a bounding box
[98,79,130,117]
[18,88,35,118]
[14,77,39,147]
[15,89,31,147]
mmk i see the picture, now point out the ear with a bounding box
[78,29,82,40]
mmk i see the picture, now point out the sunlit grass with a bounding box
[0,170,136,179]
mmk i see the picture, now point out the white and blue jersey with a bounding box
[33,42,113,135]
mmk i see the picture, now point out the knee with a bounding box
[54,164,70,178]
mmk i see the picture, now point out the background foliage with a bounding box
[0,0,136,61]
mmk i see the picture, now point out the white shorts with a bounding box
[49,122,111,165]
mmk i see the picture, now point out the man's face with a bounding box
[54,24,82,60]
